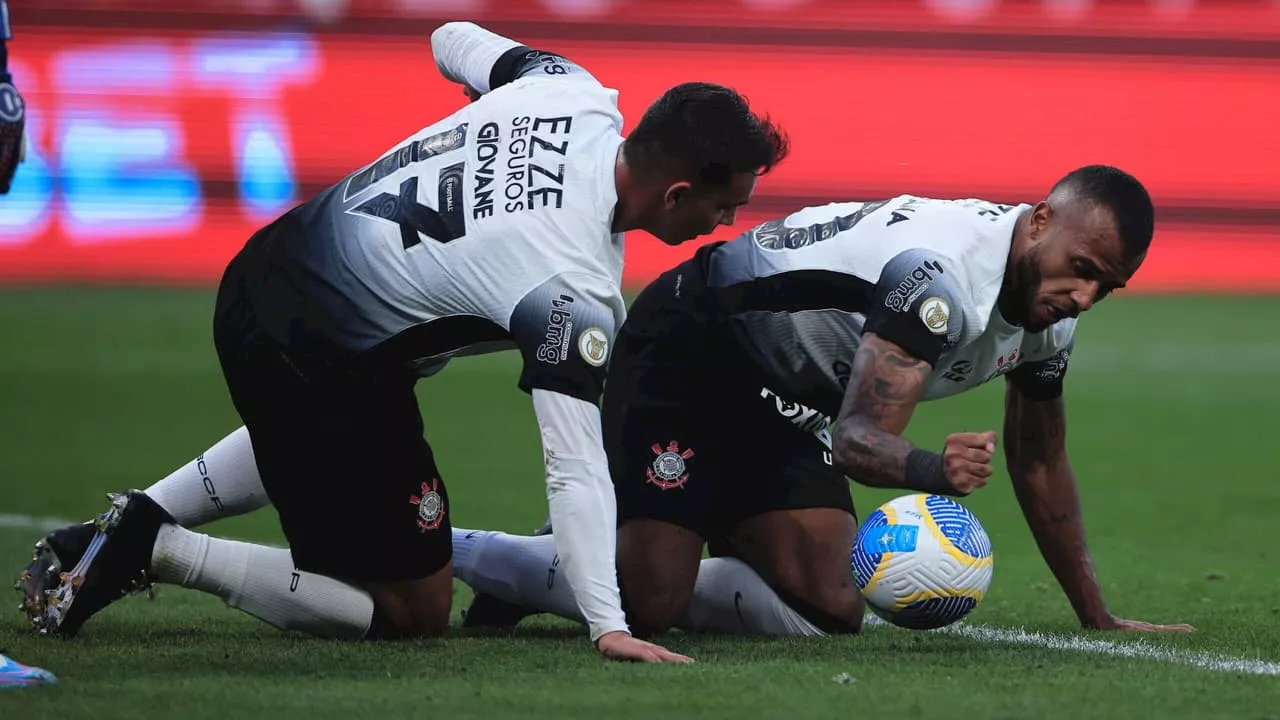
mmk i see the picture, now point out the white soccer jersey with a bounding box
[243,46,626,404]
[703,196,1075,423]
[233,23,632,641]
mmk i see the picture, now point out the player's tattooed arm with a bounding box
[1002,380,1112,626]
[843,249,993,496]
[1005,371,1195,633]
[1004,382,1198,634]
[831,333,932,487]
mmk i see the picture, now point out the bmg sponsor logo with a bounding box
[536,294,575,364]
[884,259,945,312]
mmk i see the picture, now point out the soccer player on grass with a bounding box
[452,166,1197,638]
[15,21,788,663]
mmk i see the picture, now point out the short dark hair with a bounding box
[624,82,790,190]
[1052,165,1154,261]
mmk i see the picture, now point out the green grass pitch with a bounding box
[0,287,1278,719]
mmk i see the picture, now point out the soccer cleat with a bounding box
[33,490,174,638]
[41,521,97,570]
[460,592,537,630]
[14,522,97,633]
[0,654,58,689]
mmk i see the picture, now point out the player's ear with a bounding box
[663,181,693,209]
[1030,201,1053,240]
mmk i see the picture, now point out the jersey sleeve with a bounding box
[510,273,623,403]
[430,22,597,96]
[486,46,597,91]
[862,249,965,365]
[1008,324,1075,401]
[531,388,629,640]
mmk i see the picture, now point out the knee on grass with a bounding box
[364,574,453,639]
[366,600,450,639]
[773,578,865,635]
[622,581,695,637]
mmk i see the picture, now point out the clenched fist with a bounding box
[943,431,997,495]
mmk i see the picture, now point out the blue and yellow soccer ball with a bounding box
[851,494,994,629]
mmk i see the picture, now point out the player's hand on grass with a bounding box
[942,431,997,495]
[1088,615,1196,633]
[596,631,694,664]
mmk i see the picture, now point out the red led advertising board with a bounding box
[1,20,1276,290]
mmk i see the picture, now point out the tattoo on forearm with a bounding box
[835,336,931,484]
[851,340,930,424]
[1004,390,1067,465]
[1004,383,1103,616]
[1006,385,1080,521]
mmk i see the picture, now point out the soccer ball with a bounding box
[851,493,994,629]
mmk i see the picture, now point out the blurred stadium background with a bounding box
[3,0,1279,291]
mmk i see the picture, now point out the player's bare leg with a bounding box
[721,508,863,633]
[362,567,454,638]
[615,518,704,636]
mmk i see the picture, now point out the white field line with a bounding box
[945,624,1280,676]
[3,513,1277,676]
[0,514,77,532]
[863,614,1280,677]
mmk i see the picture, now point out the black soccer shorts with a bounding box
[212,236,451,584]
[604,259,855,541]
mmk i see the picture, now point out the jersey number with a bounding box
[351,173,465,250]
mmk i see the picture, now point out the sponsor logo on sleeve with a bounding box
[535,295,575,364]
[884,260,946,312]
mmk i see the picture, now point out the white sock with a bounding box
[451,529,825,637]
[150,524,373,640]
[452,528,585,622]
[682,557,824,637]
[143,426,269,528]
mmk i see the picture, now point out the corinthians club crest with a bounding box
[646,441,695,490]
[410,478,445,532]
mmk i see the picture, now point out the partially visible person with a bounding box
[0,0,28,194]
[0,653,57,689]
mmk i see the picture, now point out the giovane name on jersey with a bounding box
[472,115,574,218]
